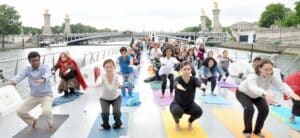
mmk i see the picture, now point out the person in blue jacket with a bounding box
[199,57,225,96]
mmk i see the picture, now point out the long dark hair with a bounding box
[162,47,173,57]
[202,57,217,70]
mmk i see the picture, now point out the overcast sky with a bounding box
[0,0,297,32]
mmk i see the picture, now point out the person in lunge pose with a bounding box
[236,59,300,138]
[170,61,205,131]
[95,59,123,130]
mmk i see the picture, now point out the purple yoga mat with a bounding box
[218,81,238,88]
[153,89,174,106]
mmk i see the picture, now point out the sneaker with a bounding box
[63,92,69,97]
[112,123,123,129]
[100,123,111,130]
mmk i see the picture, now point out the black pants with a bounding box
[160,74,174,95]
[236,91,269,134]
[170,103,203,123]
[201,76,217,93]
[100,96,122,128]
[218,68,229,81]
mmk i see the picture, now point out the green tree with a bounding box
[0,4,22,48]
[259,3,291,28]
[205,16,212,31]
[280,13,299,27]
[295,1,300,17]
[23,26,41,35]
[181,26,199,32]
[51,25,63,34]
[71,23,99,33]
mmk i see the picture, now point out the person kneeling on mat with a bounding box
[170,61,206,131]
[94,59,123,130]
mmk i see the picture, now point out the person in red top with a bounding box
[284,71,300,123]
[52,52,87,97]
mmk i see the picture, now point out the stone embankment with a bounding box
[221,42,300,55]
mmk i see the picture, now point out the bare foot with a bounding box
[160,95,164,98]
[31,119,37,130]
[175,123,181,131]
[188,123,193,131]
[290,116,296,124]
[48,123,53,132]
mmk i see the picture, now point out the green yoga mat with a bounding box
[149,81,162,90]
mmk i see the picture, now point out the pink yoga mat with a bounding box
[153,89,174,106]
[218,81,238,88]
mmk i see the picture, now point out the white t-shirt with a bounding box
[96,73,121,100]
[151,48,162,59]
[159,57,178,75]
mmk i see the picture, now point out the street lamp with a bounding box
[21,27,24,48]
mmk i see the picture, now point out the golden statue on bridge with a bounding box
[214,1,219,10]
[201,8,205,16]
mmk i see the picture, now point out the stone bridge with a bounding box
[37,32,227,46]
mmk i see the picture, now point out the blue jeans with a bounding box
[121,73,134,96]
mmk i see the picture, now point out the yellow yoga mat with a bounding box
[212,108,273,138]
[162,111,208,138]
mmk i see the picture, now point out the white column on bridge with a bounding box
[200,8,208,32]
[212,1,222,33]
[64,14,71,35]
[42,9,52,35]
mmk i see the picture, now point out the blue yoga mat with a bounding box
[270,106,300,131]
[52,91,83,107]
[199,95,230,105]
[121,92,141,106]
[88,112,128,138]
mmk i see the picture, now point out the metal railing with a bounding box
[283,55,300,76]
[0,47,121,99]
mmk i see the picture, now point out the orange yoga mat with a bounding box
[212,108,273,138]
[162,111,208,138]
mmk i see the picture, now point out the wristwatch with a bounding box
[41,77,46,82]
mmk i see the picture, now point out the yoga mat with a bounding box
[52,91,83,107]
[88,112,128,138]
[228,87,237,93]
[289,129,300,138]
[212,108,272,138]
[270,106,300,131]
[13,114,69,138]
[161,111,208,138]
[199,95,230,105]
[218,81,238,88]
[153,89,173,106]
[121,92,141,106]
[149,81,162,90]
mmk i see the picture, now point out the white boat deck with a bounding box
[0,50,298,138]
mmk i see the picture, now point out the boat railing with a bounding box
[0,46,121,98]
